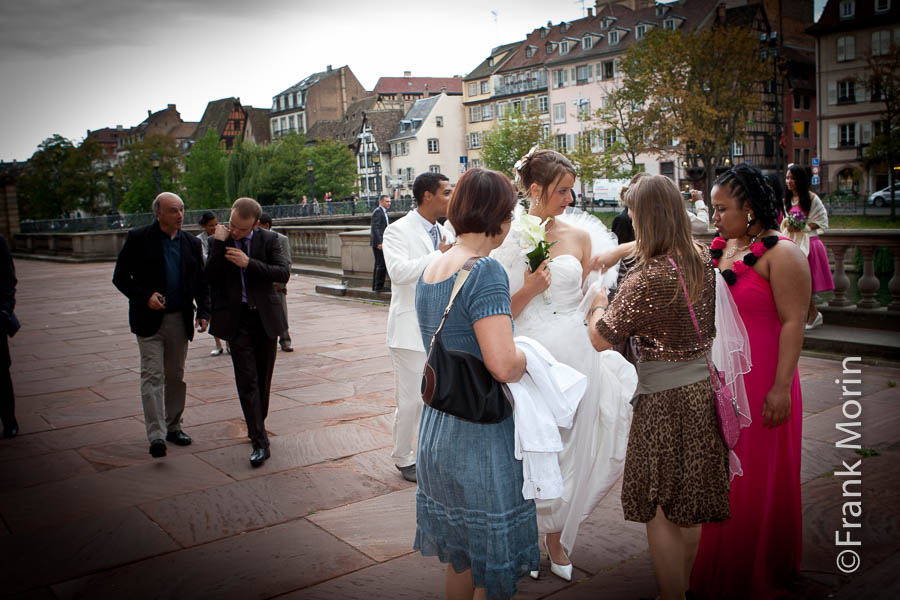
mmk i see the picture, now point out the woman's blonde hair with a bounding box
[623,174,706,303]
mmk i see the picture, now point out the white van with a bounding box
[591,178,630,207]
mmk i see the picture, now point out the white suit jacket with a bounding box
[382,210,454,351]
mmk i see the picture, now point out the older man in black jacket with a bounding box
[206,197,289,467]
[113,192,210,458]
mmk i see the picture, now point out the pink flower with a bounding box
[750,243,766,257]
[733,261,749,276]
[711,237,727,250]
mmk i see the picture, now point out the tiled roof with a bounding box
[86,127,119,144]
[169,122,198,140]
[195,97,240,140]
[243,108,271,144]
[275,67,341,97]
[387,95,440,142]
[807,0,900,35]
[464,40,523,81]
[305,95,404,151]
[373,76,462,95]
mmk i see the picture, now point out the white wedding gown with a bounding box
[492,208,638,556]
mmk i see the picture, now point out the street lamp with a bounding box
[106,166,117,213]
[358,129,374,202]
[572,95,591,208]
[151,153,161,195]
[306,159,315,201]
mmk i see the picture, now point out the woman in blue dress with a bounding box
[415,167,538,599]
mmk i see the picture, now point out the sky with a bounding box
[0,0,827,163]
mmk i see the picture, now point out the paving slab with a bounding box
[51,519,373,600]
[0,448,97,489]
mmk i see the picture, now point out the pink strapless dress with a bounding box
[691,241,803,599]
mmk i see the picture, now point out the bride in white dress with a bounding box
[491,148,637,580]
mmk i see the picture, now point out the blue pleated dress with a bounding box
[414,257,539,600]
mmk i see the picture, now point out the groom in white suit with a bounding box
[383,172,454,482]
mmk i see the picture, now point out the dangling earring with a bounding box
[746,212,754,223]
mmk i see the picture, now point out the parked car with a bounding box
[868,183,900,207]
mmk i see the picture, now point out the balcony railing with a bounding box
[493,78,548,97]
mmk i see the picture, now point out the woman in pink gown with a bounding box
[692,164,810,599]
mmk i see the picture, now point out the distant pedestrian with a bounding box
[112,192,210,458]
[312,198,321,216]
[0,234,19,438]
[301,196,309,217]
[198,212,226,357]
[259,213,293,352]
[370,194,391,292]
[325,191,335,215]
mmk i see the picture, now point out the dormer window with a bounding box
[635,24,647,40]
[540,27,549,38]
[875,0,889,13]
[545,41,556,54]
[560,40,569,54]
[609,31,620,45]
[526,45,537,58]
[839,0,855,18]
[656,4,669,17]
[560,22,569,34]
[664,18,676,30]
[488,57,494,67]
[583,35,593,50]
[600,17,611,30]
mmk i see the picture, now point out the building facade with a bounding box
[809,0,899,195]
[386,93,465,196]
[270,65,367,139]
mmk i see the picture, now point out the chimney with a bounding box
[147,109,152,117]
[167,103,176,110]
[587,7,593,17]
[404,70,412,77]
[440,86,447,93]
[116,124,123,131]
[547,20,552,27]
[327,64,332,72]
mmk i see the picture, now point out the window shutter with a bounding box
[860,80,870,102]
[613,60,620,77]
[861,121,873,144]
[837,37,845,61]
[568,134,576,151]
[828,81,837,105]
[588,64,594,82]
[854,122,860,145]
[847,36,855,60]
[828,125,838,149]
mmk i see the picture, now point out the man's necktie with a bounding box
[429,225,440,250]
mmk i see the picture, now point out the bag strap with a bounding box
[667,257,718,384]
[430,256,482,343]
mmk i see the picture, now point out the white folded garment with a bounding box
[509,336,587,500]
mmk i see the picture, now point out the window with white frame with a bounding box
[590,131,602,153]
[467,82,478,97]
[271,118,278,134]
[288,95,294,109]
[402,142,409,155]
[406,167,415,182]
[538,95,549,113]
[553,69,568,88]
[553,103,566,123]
[576,64,592,83]
[656,5,667,17]
[583,36,593,50]
[497,102,508,119]
[468,132,482,149]
[837,35,855,61]
[839,122,857,146]
[542,124,551,140]
[511,99,521,112]
[482,104,493,120]
[838,79,856,103]
[429,165,441,174]
[872,30,891,55]
[288,115,295,130]
[471,159,483,169]
[469,106,481,123]
[601,60,615,80]
[609,31,619,45]
[605,129,617,149]
[526,46,536,58]
[840,0,855,18]
[436,116,443,127]
[524,97,536,113]
[560,40,570,54]
[664,18,676,31]
[577,100,591,118]
[635,24,646,40]
[481,80,490,94]
[556,134,569,152]
[875,0,890,12]
[427,138,439,153]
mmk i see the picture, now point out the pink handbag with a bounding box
[667,258,740,449]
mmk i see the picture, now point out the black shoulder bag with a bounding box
[421,257,513,423]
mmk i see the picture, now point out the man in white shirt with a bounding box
[382,172,453,482]
[688,189,710,233]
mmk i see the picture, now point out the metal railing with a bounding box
[19,198,418,233]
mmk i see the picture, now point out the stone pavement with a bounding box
[1,259,899,599]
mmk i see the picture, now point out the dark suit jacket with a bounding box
[0,235,16,339]
[205,227,290,341]
[370,206,388,248]
[112,222,210,340]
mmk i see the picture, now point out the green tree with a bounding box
[565,126,604,205]
[226,135,253,201]
[309,138,358,200]
[863,43,900,216]
[18,134,77,219]
[481,107,548,177]
[118,134,181,214]
[182,128,228,209]
[595,81,653,174]
[255,132,309,203]
[619,26,772,193]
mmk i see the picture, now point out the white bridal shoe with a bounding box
[805,312,823,330]
[529,537,573,581]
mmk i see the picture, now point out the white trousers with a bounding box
[389,347,425,468]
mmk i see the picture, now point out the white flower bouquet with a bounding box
[518,213,556,304]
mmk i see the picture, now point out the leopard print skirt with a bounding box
[622,378,731,525]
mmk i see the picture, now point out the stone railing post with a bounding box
[856,245,881,309]
[828,244,851,307]
[889,246,900,312]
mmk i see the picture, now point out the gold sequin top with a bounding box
[596,249,717,362]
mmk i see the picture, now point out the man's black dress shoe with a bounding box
[250,446,271,467]
[396,463,417,482]
[3,418,18,438]
[165,430,192,446]
[149,439,167,458]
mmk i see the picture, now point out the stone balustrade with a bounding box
[815,230,900,312]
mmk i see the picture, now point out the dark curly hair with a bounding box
[713,163,779,231]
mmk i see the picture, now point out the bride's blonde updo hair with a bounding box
[513,148,575,207]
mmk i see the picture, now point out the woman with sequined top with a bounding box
[691,164,809,599]
[585,174,729,600]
